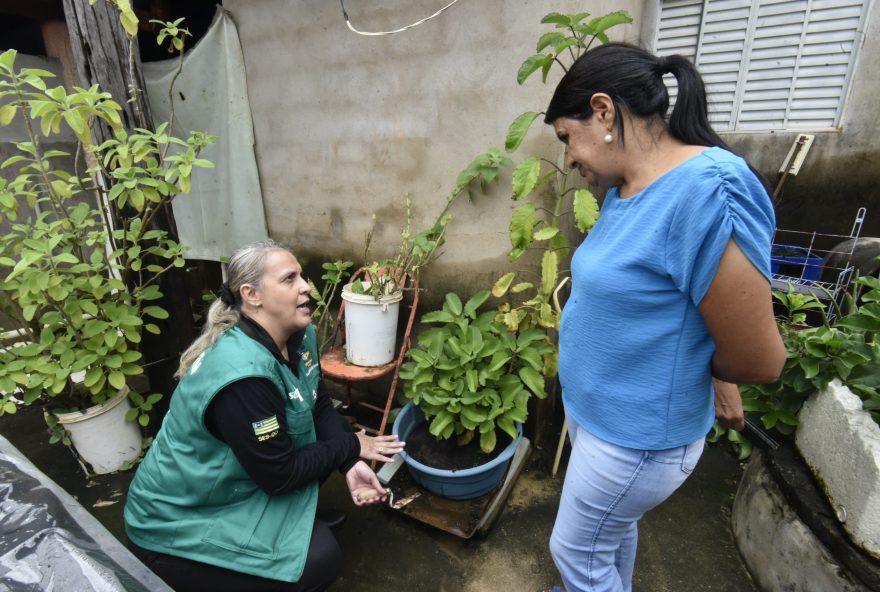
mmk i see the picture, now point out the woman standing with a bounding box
[545,43,786,591]
[124,241,403,592]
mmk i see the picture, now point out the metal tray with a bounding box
[382,437,531,539]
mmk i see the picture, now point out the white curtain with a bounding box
[143,6,268,262]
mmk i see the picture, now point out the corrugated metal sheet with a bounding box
[653,0,869,131]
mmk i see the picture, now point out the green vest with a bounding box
[124,326,321,583]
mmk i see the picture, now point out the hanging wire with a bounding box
[339,0,461,36]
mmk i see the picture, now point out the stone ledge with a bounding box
[796,379,880,558]
[732,450,875,591]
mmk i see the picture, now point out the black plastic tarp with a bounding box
[0,434,172,592]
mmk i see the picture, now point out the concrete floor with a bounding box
[0,405,758,592]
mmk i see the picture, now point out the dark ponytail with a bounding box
[544,43,730,151]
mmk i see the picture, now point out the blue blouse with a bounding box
[558,147,775,449]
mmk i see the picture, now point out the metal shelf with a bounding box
[770,207,866,322]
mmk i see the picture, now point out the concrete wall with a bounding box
[223,0,642,301]
[225,0,879,300]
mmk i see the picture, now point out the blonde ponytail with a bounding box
[175,299,240,378]
[174,240,291,379]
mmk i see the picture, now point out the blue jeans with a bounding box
[550,416,704,592]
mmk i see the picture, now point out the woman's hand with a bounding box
[714,378,745,431]
[345,461,387,506]
[355,429,405,463]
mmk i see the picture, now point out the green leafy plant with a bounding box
[309,259,354,354]
[352,192,452,300]
[351,148,512,301]
[0,17,213,440]
[472,10,631,363]
[711,280,880,459]
[399,290,553,453]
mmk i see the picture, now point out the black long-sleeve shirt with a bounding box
[203,316,360,495]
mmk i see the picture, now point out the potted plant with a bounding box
[395,290,553,499]
[340,151,506,367]
[0,18,213,474]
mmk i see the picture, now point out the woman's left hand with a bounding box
[355,429,405,463]
[345,461,387,506]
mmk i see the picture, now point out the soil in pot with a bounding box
[405,423,513,471]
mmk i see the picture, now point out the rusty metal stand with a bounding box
[320,267,419,439]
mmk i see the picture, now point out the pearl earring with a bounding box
[603,132,613,144]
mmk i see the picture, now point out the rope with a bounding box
[339,0,461,36]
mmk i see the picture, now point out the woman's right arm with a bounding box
[205,377,359,495]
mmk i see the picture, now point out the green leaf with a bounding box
[108,370,126,390]
[83,366,102,388]
[117,1,140,37]
[62,110,87,141]
[517,348,544,372]
[836,315,880,333]
[509,203,537,259]
[466,368,479,392]
[480,429,497,454]
[143,306,169,319]
[1,155,28,169]
[506,113,541,153]
[588,11,633,36]
[421,310,456,324]
[533,226,559,241]
[444,293,463,317]
[463,290,490,317]
[492,272,516,298]
[429,410,455,438]
[541,250,559,296]
[512,156,541,198]
[552,37,580,54]
[519,366,546,398]
[0,104,17,126]
[516,54,553,85]
[0,49,16,70]
[22,304,37,321]
[540,12,571,26]
[461,405,488,424]
[536,32,566,52]
[573,188,600,232]
[798,357,821,379]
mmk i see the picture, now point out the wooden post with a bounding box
[62,0,195,420]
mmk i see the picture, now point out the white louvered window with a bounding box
[652,0,870,131]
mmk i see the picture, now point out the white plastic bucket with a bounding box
[54,387,143,474]
[341,283,403,366]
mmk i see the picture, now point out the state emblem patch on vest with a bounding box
[252,415,280,441]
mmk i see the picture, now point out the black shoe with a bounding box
[316,509,347,530]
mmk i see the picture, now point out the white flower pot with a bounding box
[341,283,402,367]
[53,387,142,474]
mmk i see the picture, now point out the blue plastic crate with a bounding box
[770,245,823,281]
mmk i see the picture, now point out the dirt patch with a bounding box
[506,470,563,510]
[405,423,512,470]
[461,549,543,592]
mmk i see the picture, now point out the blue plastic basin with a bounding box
[392,402,522,500]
